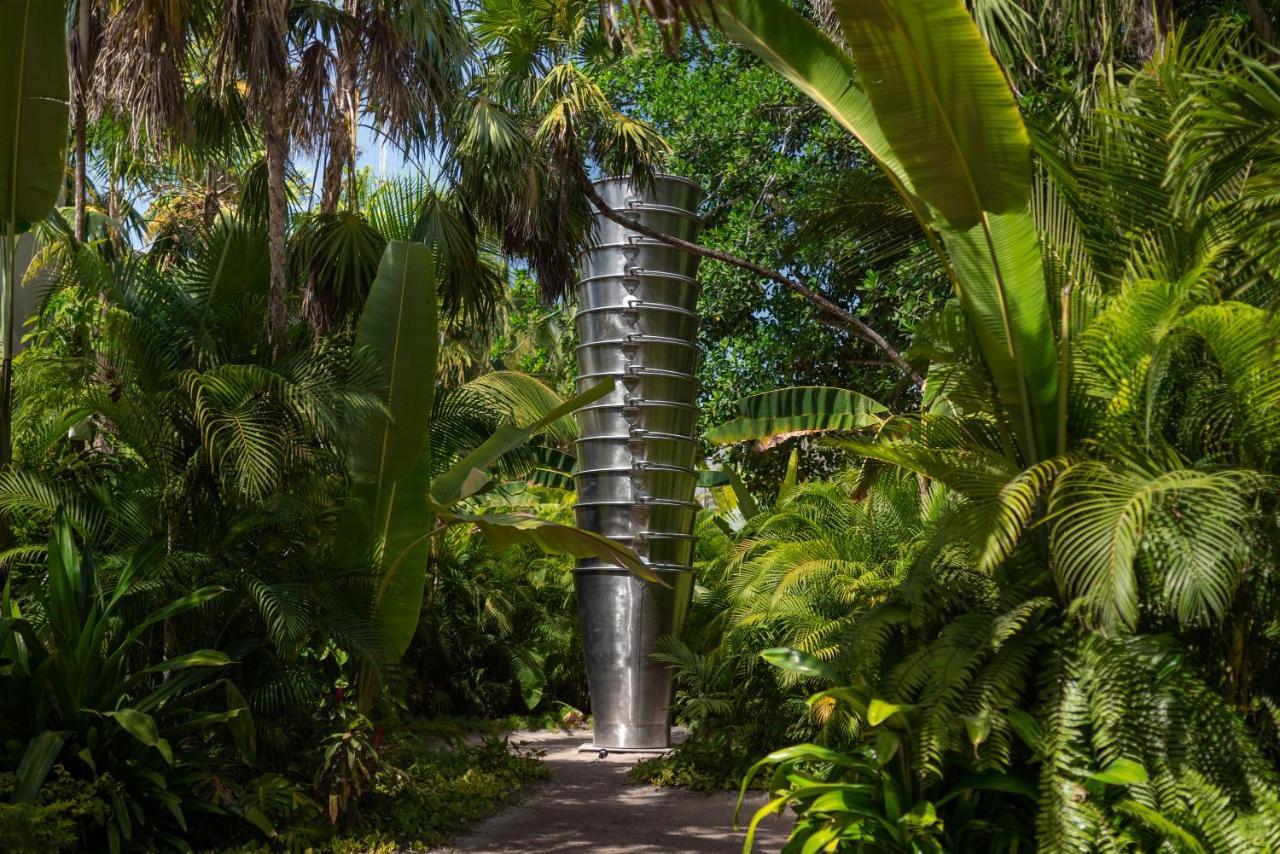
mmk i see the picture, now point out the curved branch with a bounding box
[571,158,925,387]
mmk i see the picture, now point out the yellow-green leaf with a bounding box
[833,0,1029,228]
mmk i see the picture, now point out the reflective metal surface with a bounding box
[574,464,699,506]
[574,500,701,541]
[576,303,700,343]
[575,369,699,409]
[576,433,699,470]
[572,176,704,749]
[576,336,699,375]
[576,272,700,313]
[574,565,697,749]
[575,401,700,438]
[591,206,702,246]
[594,174,703,214]
[580,240,702,280]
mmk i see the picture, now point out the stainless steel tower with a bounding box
[573,175,703,752]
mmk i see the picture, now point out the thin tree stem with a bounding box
[571,158,924,387]
[73,0,92,243]
[0,230,15,557]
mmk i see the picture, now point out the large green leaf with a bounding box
[142,650,232,673]
[12,731,66,803]
[106,709,173,764]
[944,210,1060,463]
[716,0,1059,462]
[832,0,1029,228]
[437,510,654,581]
[1089,758,1149,786]
[705,386,887,447]
[350,241,439,660]
[761,647,843,683]
[828,0,1057,461]
[464,371,581,444]
[527,445,576,490]
[698,468,757,533]
[429,379,612,507]
[0,0,68,232]
[710,0,922,211]
[352,240,439,488]
[364,453,433,659]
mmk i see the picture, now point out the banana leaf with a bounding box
[349,241,438,660]
[717,0,1060,462]
[832,0,1028,228]
[0,0,69,232]
[711,0,924,216]
[705,386,887,447]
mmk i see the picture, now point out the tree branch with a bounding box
[571,159,925,388]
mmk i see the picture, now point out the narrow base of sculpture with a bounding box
[577,743,671,755]
[574,567,695,751]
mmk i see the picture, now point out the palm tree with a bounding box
[207,0,294,356]
[68,0,102,243]
[92,1,473,353]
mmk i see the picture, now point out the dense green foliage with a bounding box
[600,29,948,486]
[4,0,1280,850]
[633,4,1280,853]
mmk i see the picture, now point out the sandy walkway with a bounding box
[435,728,792,853]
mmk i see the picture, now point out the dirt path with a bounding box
[435,729,792,853]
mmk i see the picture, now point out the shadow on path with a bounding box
[434,729,792,853]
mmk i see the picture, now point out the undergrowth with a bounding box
[205,733,547,853]
[630,729,776,792]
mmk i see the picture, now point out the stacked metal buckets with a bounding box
[573,175,704,751]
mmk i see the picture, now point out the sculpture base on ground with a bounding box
[574,566,695,750]
[576,743,672,756]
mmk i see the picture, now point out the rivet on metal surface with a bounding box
[629,468,648,502]
[627,434,647,458]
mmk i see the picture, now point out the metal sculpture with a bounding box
[572,175,704,752]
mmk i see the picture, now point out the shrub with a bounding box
[348,736,547,850]
[0,768,111,853]
[631,731,772,792]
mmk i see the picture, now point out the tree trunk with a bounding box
[73,109,87,243]
[1243,0,1275,51]
[204,162,221,228]
[319,0,360,214]
[0,233,16,557]
[1132,0,1174,61]
[307,0,360,337]
[73,0,93,242]
[265,87,291,359]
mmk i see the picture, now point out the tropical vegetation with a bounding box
[2,0,1280,851]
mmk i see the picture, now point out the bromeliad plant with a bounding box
[0,511,251,852]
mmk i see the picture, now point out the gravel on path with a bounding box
[434,728,792,853]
